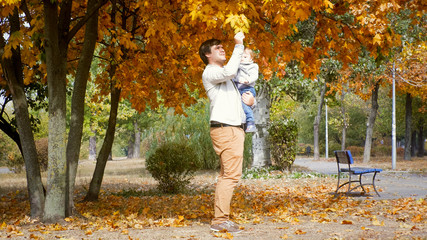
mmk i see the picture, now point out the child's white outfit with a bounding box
[233,60,259,132]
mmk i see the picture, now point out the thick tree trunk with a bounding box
[0,9,45,217]
[314,82,326,161]
[133,120,141,159]
[363,83,380,163]
[340,90,347,151]
[404,93,412,160]
[251,82,271,168]
[85,85,121,201]
[65,0,99,216]
[43,0,70,222]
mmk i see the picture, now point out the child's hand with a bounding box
[239,77,249,84]
[234,32,245,45]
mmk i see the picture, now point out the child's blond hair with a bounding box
[244,48,255,59]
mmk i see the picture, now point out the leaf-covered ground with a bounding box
[0,159,426,239]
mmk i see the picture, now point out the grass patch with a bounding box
[242,166,334,180]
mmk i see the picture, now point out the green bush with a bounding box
[146,142,199,194]
[268,117,298,171]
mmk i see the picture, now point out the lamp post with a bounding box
[392,62,397,170]
[325,101,329,159]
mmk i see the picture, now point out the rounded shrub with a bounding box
[146,142,199,194]
[268,117,298,171]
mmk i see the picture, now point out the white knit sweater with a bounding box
[202,44,246,125]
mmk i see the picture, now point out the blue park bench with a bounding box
[334,150,382,197]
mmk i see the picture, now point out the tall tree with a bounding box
[363,82,380,163]
[0,6,45,217]
[65,0,102,216]
[313,81,326,161]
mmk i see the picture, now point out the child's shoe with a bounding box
[245,122,256,133]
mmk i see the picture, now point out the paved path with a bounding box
[0,167,11,174]
[294,158,427,199]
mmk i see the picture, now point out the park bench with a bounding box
[334,150,382,197]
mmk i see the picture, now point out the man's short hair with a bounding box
[199,39,221,65]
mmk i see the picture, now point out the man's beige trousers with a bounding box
[210,126,245,225]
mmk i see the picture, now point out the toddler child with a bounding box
[233,47,259,133]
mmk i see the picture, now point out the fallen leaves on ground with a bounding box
[0,177,425,239]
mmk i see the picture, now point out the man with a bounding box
[199,32,254,233]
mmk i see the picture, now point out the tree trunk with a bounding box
[89,130,97,161]
[85,84,121,201]
[411,131,416,157]
[404,93,412,160]
[417,118,425,157]
[340,89,347,151]
[133,120,141,159]
[0,101,23,154]
[43,0,70,222]
[127,138,134,159]
[363,83,380,163]
[314,82,326,161]
[0,8,45,217]
[251,82,271,168]
[65,0,100,216]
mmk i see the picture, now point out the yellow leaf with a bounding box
[0,222,6,229]
[372,219,384,226]
[324,0,334,9]
[373,34,382,45]
[295,229,306,235]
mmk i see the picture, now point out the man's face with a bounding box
[206,44,226,66]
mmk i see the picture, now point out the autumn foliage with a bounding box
[1,175,426,239]
[1,0,424,111]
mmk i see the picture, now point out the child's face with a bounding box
[241,49,252,62]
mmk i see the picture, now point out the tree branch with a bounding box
[20,0,33,28]
[67,0,108,43]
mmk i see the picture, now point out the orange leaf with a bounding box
[341,220,353,225]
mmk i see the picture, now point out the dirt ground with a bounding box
[1,158,426,240]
